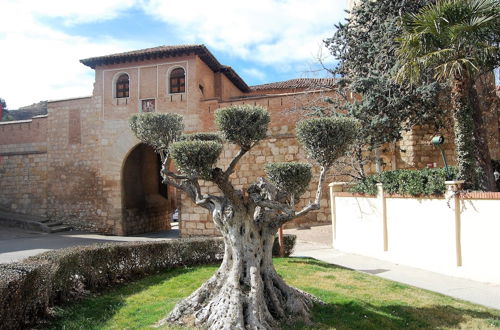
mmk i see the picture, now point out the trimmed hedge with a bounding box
[0,235,297,330]
[350,167,458,196]
[0,238,224,330]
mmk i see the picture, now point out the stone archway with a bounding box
[121,143,176,235]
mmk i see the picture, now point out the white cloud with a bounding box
[0,0,141,109]
[242,68,266,81]
[0,0,346,108]
[141,0,346,64]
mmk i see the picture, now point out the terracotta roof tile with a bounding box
[250,78,336,91]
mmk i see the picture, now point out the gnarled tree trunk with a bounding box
[161,203,318,329]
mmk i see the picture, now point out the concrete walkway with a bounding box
[285,225,500,311]
[0,225,179,264]
[1,223,499,311]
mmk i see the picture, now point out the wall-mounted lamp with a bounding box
[431,135,452,180]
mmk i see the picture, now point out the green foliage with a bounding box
[396,0,500,84]
[179,132,223,143]
[265,162,312,198]
[169,140,223,179]
[129,113,184,152]
[325,0,444,149]
[215,105,270,149]
[396,0,499,190]
[296,117,359,167]
[350,167,458,196]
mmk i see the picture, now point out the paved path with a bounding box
[0,225,179,264]
[285,225,500,311]
[1,223,498,310]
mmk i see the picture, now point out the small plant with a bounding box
[350,167,458,196]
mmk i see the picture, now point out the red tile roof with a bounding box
[80,45,250,92]
[250,78,336,91]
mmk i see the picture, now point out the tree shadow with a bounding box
[285,257,354,270]
[287,302,500,330]
[44,266,208,330]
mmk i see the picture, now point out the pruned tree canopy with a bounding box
[265,162,312,199]
[215,104,270,149]
[169,140,223,180]
[296,117,360,168]
[129,112,183,152]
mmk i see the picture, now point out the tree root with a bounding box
[158,265,319,330]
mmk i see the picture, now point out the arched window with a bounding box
[116,74,129,98]
[169,68,185,93]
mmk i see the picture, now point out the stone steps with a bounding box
[0,210,72,233]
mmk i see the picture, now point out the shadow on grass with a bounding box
[288,302,500,330]
[46,266,207,330]
[285,257,353,270]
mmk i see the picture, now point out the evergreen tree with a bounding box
[396,0,499,191]
[324,0,444,171]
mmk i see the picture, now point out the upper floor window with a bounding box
[116,74,129,98]
[169,68,185,93]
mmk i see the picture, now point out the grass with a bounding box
[45,258,500,330]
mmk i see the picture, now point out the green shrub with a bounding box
[169,140,223,179]
[129,113,184,152]
[0,238,224,330]
[272,234,297,257]
[215,105,270,148]
[350,167,458,196]
[296,117,360,167]
[265,162,312,198]
[179,132,223,143]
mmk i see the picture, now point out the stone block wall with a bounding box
[45,97,109,232]
[0,116,48,217]
[0,143,48,216]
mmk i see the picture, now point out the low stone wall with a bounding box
[329,181,500,284]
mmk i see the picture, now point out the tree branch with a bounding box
[158,150,218,211]
[224,147,249,179]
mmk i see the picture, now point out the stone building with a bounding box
[0,44,498,236]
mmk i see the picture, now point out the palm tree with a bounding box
[396,0,499,191]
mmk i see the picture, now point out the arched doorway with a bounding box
[121,143,177,235]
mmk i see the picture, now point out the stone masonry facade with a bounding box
[0,44,498,237]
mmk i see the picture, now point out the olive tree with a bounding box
[130,105,359,329]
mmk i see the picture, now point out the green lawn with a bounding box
[45,258,500,330]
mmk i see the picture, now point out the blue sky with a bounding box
[0,0,347,109]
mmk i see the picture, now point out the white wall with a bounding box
[330,182,500,284]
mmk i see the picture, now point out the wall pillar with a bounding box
[329,182,347,248]
[377,183,388,252]
[445,180,464,267]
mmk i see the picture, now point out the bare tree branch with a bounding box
[224,147,249,179]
